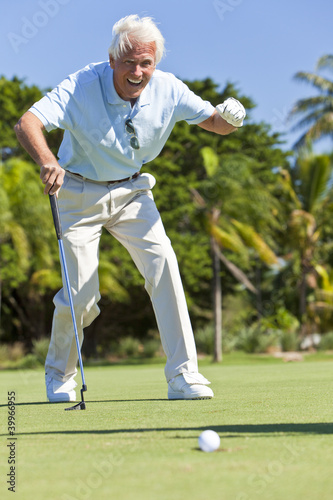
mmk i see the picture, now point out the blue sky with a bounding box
[2,0,332,152]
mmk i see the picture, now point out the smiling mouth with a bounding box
[127,78,143,87]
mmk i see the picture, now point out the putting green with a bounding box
[1,356,333,500]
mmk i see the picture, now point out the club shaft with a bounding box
[58,239,86,388]
[49,194,86,390]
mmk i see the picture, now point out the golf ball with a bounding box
[198,430,220,452]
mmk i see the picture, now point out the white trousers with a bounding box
[45,172,199,383]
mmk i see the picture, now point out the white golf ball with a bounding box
[198,430,220,452]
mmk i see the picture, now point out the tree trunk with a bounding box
[211,236,222,362]
[299,264,308,335]
[255,261,263,317]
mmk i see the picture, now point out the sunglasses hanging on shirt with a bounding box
[125,119,140,150]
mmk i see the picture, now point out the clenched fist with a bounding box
[216,97,246,128]
[40,163,65,195]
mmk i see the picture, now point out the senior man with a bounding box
[15,15,245,402]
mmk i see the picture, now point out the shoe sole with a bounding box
[168,395,213,400]
[47,390,77,403]
[168,389,213,400]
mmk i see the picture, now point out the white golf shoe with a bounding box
[46,375,77,402]
[168,373,214,400]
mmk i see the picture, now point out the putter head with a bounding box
[65,401,86,411]
[65,385,87,411]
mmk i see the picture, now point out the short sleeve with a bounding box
[28,75,78,132]
[173,78,215,124]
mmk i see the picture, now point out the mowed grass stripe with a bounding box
[0,357,332,500]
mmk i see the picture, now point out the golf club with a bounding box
[49,194,87,410]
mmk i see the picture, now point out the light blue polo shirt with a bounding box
[29,61,215,181]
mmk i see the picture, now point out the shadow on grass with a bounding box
[2,423,333,438]
[0,398,166,408]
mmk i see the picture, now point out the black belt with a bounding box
[66,171,140,185]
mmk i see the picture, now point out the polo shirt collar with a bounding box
[104,64,151,108]
[105,65,123,105]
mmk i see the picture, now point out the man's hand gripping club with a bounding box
[14,111,65,195]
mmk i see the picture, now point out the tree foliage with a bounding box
[1,69,333,355]
[0,75,64,159]
[289,54,333,149]
[277,149,333,332]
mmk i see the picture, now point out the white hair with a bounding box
[108,15,166,65]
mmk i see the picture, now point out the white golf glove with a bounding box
[216,97,246,127]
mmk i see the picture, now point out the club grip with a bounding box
[49,194,62,240]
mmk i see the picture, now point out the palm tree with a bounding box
[281,149,333,333]
[191,147,279,362]
[290,54,333,149]
[309,264,333,332]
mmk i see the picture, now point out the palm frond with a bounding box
[308,155,332,212]
[277,168,302,207]
[291,153,332,213]
[230,219,278,266]
[293,117,333,149]
[290,108,332,132]
[293,72,333,93]
[290,96,333,116]
[209,223,246,255]
[308,115,333,140]
[290,55,333,148]
[292,132,314,151]
[316,55,333,72]
[289,209,316,240]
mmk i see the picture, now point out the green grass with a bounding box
[1,355,333,500]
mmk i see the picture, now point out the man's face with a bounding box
[110,42,156,103]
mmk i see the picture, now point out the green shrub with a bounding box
[235,326,260,353]
[195,325,214,355]
[261,308,299,333]
[318,332,333,350]
[258,331,281,353]
[236,325,280,354]
[9,342,26,362]
[222,333,238,354]
[32,338,50,364]
[142,339,161,358]
[16,354,40,369]
[117,337,141,357]
[0,344,10,364]
[280,330,299,352]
